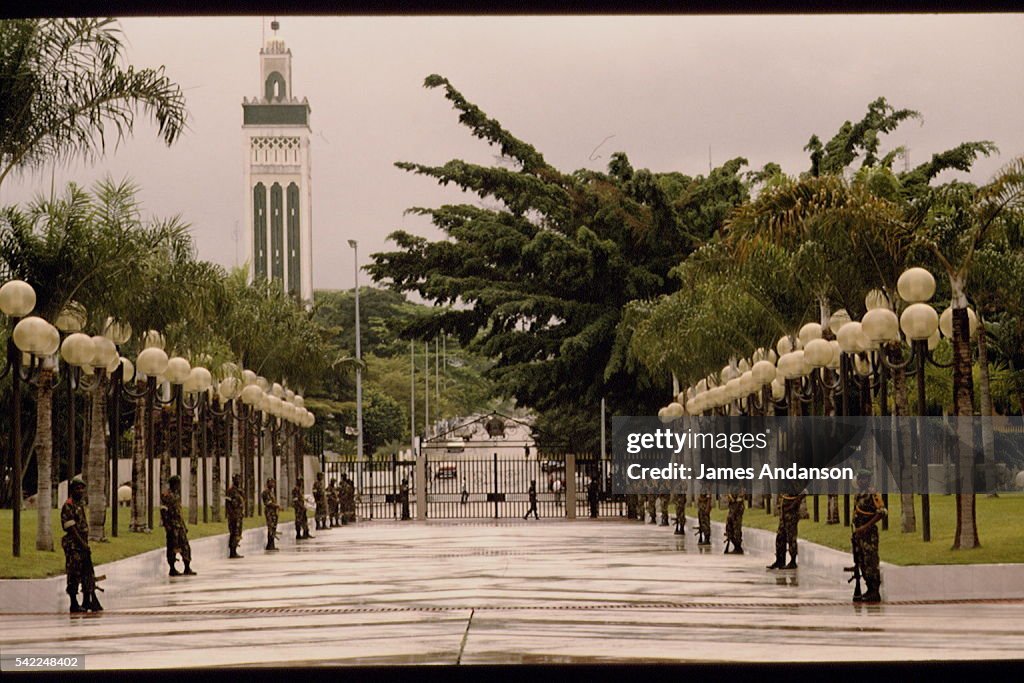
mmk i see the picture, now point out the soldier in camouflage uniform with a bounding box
[261,478,281,550]
[657,492,670,526]
[670,492,686,534]
[696,485,712,545]
[61,476,101,613]
[226,473,245,559]
[161,475,196,576]
[293,476,313,539]
[645,487,657,524]
[346,473,358,523]
[313,471,328,530]
[852,469,887,603]
[340,473,353,524]
[724,485,745,554]
[767,489,806,569]
[327,479,339,528]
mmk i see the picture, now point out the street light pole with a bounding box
[348,240,363,462]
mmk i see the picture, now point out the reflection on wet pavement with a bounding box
[2,520,1022,667]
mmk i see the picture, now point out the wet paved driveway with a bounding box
[2,520,1022,667]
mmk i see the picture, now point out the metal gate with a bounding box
[323,455,630,520]
[575,458,628,518]
[323,457,418,520]
[422,452,568,519]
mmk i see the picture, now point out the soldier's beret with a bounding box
[70,475,86,488]
[169,474,181,484]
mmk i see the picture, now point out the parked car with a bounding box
[435,464,458,480]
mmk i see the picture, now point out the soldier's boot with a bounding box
[648,514,656,524]
[296,530,303,541]
[659,514,669,527]
[785,558,798,569]
[69,593,85,614]
[766,551,786,570]
[84,591,103,612]
[303,531,315,539]
[183,562,197,576]
[229,548,244,559]
[168,563,181,577]
[861,579,882,604]
[732,542,744,555]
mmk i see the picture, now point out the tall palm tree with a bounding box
[915,157,1024,548]
[0,18,186,188]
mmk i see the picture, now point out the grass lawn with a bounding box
[702,492,1024,566]
[0,506,294,579]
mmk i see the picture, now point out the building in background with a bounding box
[242,20,314,302]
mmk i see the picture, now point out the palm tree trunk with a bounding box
[950,296,979,549]
[35,362,55,551]
[86,371,108,542]
[130,386,147,532]
[159,405,171,492]
[211,407,222,523]
[976,317,997,496]
[887,346,916,533]
[188,413,198,525]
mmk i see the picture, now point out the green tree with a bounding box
[0,18,186,188]
[369,74,750,443]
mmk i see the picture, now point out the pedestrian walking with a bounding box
[524,479,539,519]
[161,475,196,576]
[553,477,562,507]
[587,476,600,518]
[460,477,469,505]
[61,476,101,612]
[226,473,245,559]
[399,478,411,520]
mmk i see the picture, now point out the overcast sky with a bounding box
[2,14,1023,291]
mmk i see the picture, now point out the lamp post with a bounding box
[348,239,363,462]
[102,318,133,537]
[898,267,943,542]
[133,343,170,530]
[165,356,192,480]
[1,280,36,557]
[55,302,87,499]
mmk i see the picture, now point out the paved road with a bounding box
[2,520,1022,667]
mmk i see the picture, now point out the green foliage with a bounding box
[0,18,187,187]
[369,74,751,435]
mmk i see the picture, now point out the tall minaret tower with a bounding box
[242,20,313,302]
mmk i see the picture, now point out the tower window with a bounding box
[265,71,287,101]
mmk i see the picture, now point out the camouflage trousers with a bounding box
[265,509,278,544]
[165,527,191,564]
[725,506,744,546]
[227,514,243,551]
[775,513,799,560]
[315,498,327,527]
[646,496,657,520]
[853,526,881,584]
[698,508,711,537]
[294,507,309,534]
[61,536,94,595]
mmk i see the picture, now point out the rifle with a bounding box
[845,534,862,600]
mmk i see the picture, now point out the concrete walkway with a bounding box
[1,519,1022,667]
